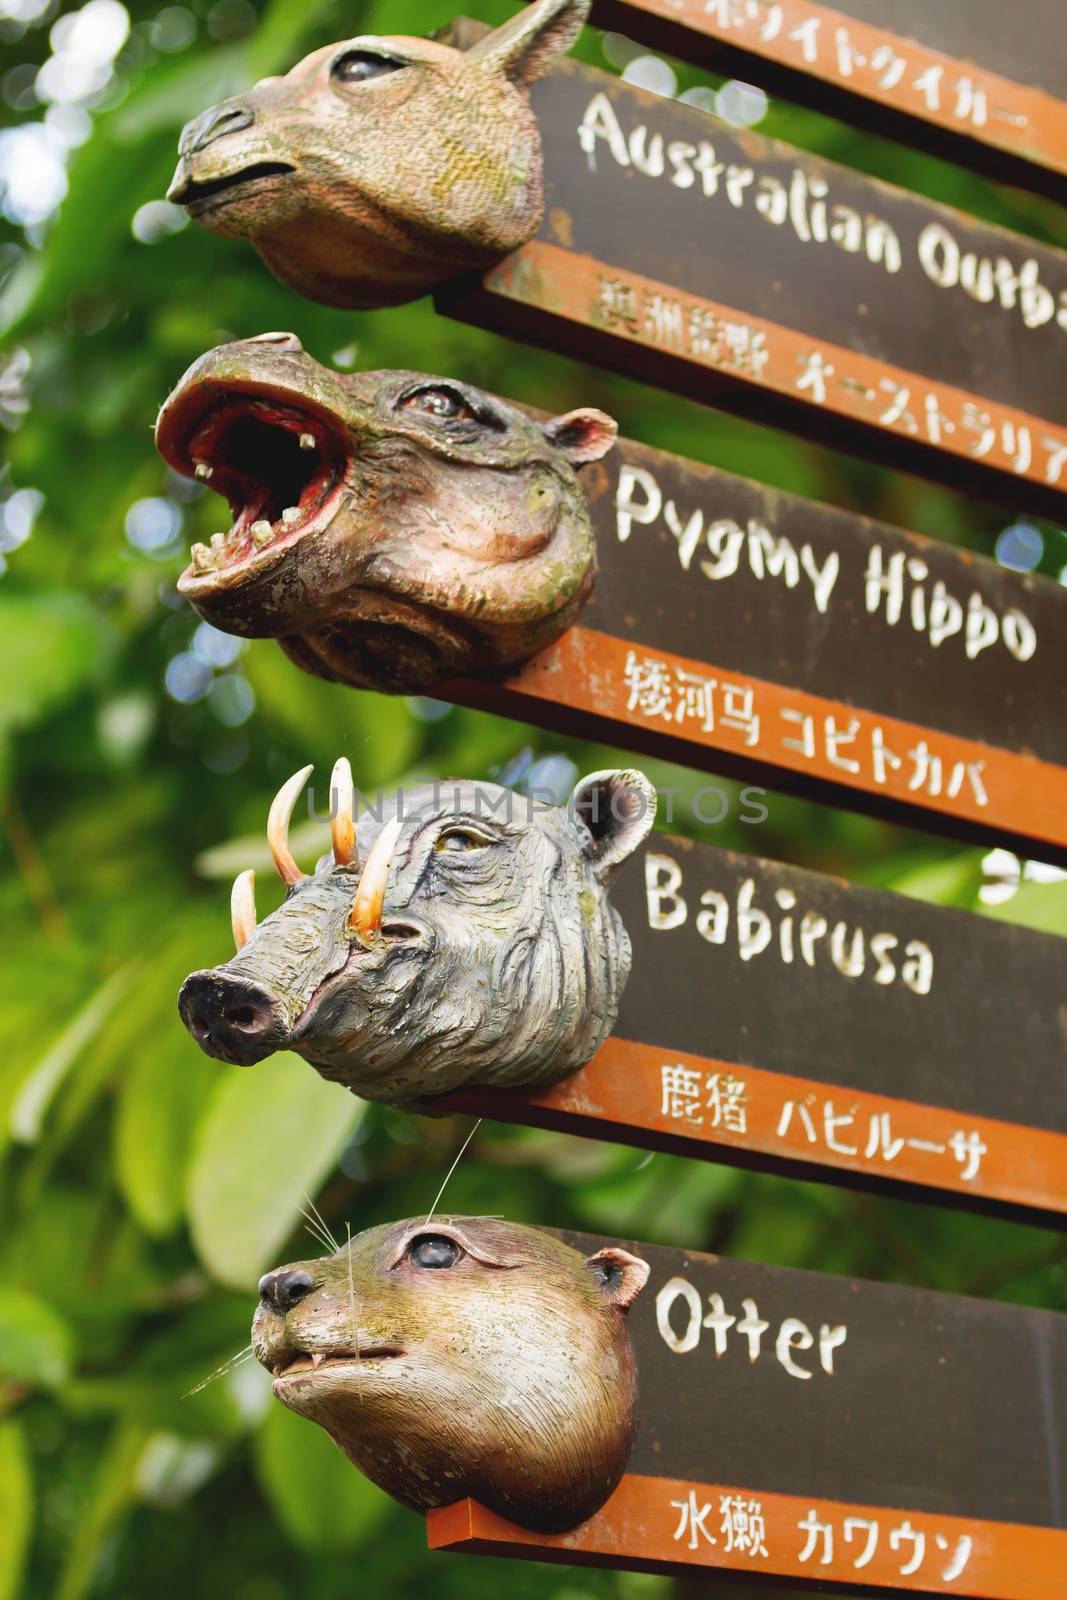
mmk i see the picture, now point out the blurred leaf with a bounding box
[0,1420,32,1600]
[253,1399,392,1551]
[0,594,106,753]
[186,1054,363,1289]
[0,1290,72,1389]
[9,965,136,1146]
[54,1421,148,1600]
[115,1036,219,1237]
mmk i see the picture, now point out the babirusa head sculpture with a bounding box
[179,762,656,1108]
[155,334,616,693]
[253,1216,649,1531]
[167,0,590,308]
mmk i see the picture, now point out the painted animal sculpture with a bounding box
[155,332,615,693]
[167,0,589,308]
[254,1215,649,1531]
[179,762,656,1108]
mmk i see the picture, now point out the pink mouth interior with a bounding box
[184,397,347,576]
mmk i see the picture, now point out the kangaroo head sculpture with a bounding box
[167,0,589,308]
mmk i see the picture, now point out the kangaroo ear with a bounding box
[541,407,618,465]
[468,0,590,87]
[571,768,657,885]
[586,1247,650,1311]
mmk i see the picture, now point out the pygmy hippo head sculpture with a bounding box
[155,333,616,693]
[166,0,589,308]
[179,761,656,1108]
[253,1216,649,1531]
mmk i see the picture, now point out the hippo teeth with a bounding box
[181,395,346,576]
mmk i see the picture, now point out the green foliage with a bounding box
[0,2,1064,1597]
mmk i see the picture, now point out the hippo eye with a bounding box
[408,1234,463,1269]
[400,387,477,422]
[331,51,403,85]
[434,826,490,853]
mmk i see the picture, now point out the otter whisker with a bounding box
[303,1191,340,1253]
[184,1344,255,1398]
[424,1118,482,1225]
[299,1207,338,1256]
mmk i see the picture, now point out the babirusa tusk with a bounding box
[330,756,357,868]
[268,764,313,885]
[231,868,257,951]
[348,816,403,944]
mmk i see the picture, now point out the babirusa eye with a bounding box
[434,827,488,853]
[408,1234,463,1268]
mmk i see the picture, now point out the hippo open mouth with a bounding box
[160,385,350,585]
[170,161,296,217]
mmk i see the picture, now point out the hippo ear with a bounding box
[467,0,590,87]
[541,407,618,466]
[571,768,657,884]
[586,1247,650,1311]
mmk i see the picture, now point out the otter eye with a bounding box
[331,51,402,84]
[434,827,488,853]
[408,1234,463,1269]
[400,387,476,422]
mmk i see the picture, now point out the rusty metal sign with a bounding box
[442,835,1067,1222]
[591,0,1067,198]
[429,1231,1067,1594]
[439,38,1067,514]
[442,429,1067,861]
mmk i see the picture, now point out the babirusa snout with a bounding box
[178,969,289,1065]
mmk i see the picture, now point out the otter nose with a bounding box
[178,970,288,1066]
[181,100,254,156]
[245,331,303,352]
[259,1269,316,1312]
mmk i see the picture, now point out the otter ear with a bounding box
[571,768,657,885]
[541,407,618,466]
[587,1247,650,1311]
[467,0,590,87]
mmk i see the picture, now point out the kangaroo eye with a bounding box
[408,1234,463,1269]
[331,51,402,84]
[401,387,476,421]
[434,827,489,853]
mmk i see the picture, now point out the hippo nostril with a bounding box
[259,1268,316,1312]
[246,331,303,352]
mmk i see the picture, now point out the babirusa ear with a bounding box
[586,1247,650,1311]
[468,0,590,87]
[571,768,657,884]
[542,407,618,465]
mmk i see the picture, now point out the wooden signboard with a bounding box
[429,1233,1067,1595]
[442,835,1067,1223]
[443,431,1067,862]
[591,0,1067,200]
[438,36,1067,516]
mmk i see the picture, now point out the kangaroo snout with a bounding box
[180,99,255,156]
